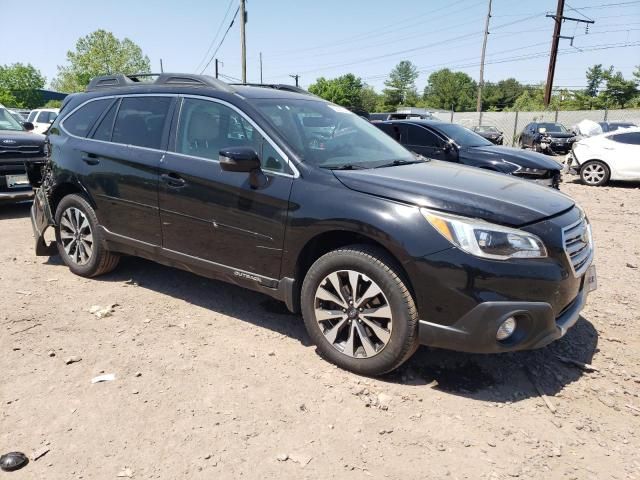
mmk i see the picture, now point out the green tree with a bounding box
[360,85,380,112]
[43,99,63,108]
[585,64,611,97]
[52,30,151,93]
[0,90,19,107]
[601,70,638,108]
[382,61,419,108]
[0,63,46,108]
[481,78,524,110]
[308,74,365,109]
[423,68,476,111]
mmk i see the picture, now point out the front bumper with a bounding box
[418,285,589,353]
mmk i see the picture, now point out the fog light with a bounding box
[496,317,517,341]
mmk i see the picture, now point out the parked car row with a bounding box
[0,107,46,201]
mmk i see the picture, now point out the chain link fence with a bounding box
[438,109,640,147]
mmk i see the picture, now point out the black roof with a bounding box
[379,119,445,126]
[84,73,316,101]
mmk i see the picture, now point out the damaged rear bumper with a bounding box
[30,186,57,256]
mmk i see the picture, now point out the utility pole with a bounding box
[476,0,492,118]
[240,0,247,83]
[543,0,594,106]
[260,52,263,84]
[289,74,300,87]
[215,58,219,79]
[160,58,164,73]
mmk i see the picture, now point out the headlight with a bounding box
[421,209,548,260]
[517,167,546,176]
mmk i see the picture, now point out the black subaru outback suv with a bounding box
[31,73,596,376]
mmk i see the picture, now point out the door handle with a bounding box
[161,172,186,188]
[81,152,100,165]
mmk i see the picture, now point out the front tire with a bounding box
[54,194,119,277]
[301,245,419,376]
[580,160,610,186]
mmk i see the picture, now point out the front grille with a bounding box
[0,144,42,156]
[562,216,593,277]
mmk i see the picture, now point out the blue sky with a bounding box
[2,0,639,92]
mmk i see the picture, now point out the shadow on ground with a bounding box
[0,201,32,220]
[44,253,598,403]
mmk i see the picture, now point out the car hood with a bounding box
[461,145,563,170]
[0,130,45,147]
[333,161,574,227]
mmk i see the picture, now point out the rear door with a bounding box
[61,95,174,245]
[158,96,294,280]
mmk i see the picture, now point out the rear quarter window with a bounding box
[62,99,112,137]
[611,132,640,145]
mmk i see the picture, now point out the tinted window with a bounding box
[433,123,491,147]
[407,125,442,147]
[63,99,111,137]
[39,111,58,123]
[27,111,37,122]
[536,122,567,133]
[611,132,640,145]
[112,96,171,149]
[376,123,401,142]
[92,100,118,141]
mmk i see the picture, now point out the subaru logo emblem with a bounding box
[1,139,17,144]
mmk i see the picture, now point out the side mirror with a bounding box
[219,146,261,172]
[22,122,34,131]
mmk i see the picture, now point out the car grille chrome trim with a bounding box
[562,216,593,277]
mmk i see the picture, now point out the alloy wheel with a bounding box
[59,207,94,265]
[314,270,393,359]
[582,163,606,185]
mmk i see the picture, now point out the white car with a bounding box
[26,108,59,134]
[566,127,640,186]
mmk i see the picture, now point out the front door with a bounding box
[158,97,294,280]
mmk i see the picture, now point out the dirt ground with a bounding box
[1,173,639,480]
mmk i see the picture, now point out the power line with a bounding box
[193,0,235,73]
[199,6,240,75]
[261,0,480,60]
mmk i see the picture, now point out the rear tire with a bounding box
[301,245,419,376]
[54,194,119,277]
[580,160,610,186]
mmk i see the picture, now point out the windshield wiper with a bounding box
[324,164,368,170]
[374,158,428,168]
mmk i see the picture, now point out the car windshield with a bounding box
[434,123,492,147]
[476,126,499,133]
[537,123,567,133]
[253,99,415,169]
[0,108,25,131]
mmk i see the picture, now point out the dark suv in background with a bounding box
[31,73,596,376]
[0,107,45,202]
[376,120,562,188]
[519,122,576,155]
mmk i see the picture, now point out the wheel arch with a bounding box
[50,180,95,215]
[288,229,415,313]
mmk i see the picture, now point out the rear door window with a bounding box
[63,99,111,137]
[111,96,172,149]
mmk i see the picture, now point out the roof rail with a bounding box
[86,73,234,92]
[229,83,314,96]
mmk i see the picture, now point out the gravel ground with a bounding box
[1,173,639,480]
